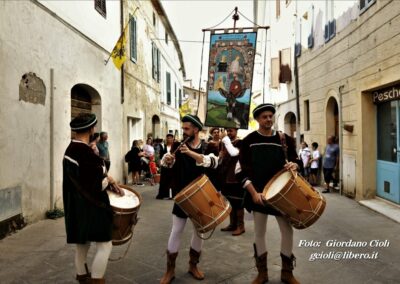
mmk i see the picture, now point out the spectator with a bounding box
[322,136,339,193]
[126,140,145,186]
[298,142,311,180]
[309,142,320,186]
[97,131,110,171]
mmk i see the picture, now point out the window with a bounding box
[130,16,137,62]
[324,0,335,43]
[360,0,376,14]
[152,43,160,82]
[179,89,182,107]
[174,83,177,108]
[324,20,336,42]
[153,12,156,26]
[165,31,169,44]
[304,100,310,131]
[94,0,106,18]
[276,0,280,18]
[166,72,171,105]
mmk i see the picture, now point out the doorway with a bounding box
[284,112,296,138]
[376,100,400,204]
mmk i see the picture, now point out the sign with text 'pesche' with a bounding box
[372,84,400,104]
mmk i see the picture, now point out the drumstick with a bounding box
[172,136,191,155]
[285,159,298,178]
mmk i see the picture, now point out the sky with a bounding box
[161,0,254,90]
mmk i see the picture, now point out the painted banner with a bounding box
[205,32,257,129]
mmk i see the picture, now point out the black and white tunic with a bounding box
[162,140,218,218]
[63,140,112,243]
[236,130,298,215]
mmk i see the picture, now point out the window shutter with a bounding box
[329,19,336,39]
[130,17,137,61]
[324,24,329,42]
[271,57,280,89]
[157,49,160,82]
[280,48,293,83]
[152,43,155,79]
[360,0,366,10]
[94,0,106,18]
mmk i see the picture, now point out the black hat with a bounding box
[253,103,276,118]
[70,113,97,131]
[182,114,203,130]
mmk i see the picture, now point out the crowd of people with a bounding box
[63,105,340,284]
[297,136,339,193]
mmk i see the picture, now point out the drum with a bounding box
[174,175,231,234]
[107,185,142,245]
[263,169,326,229]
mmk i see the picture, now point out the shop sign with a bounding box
[373,85,400,104]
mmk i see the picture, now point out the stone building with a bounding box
[254,0,400,211]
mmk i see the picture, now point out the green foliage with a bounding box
[46,207,64,219]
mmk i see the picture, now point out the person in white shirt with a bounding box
[309,142,320,186]
[298,142,311,180]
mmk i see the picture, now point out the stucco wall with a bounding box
[0,1,122,222]
[298,0,400,200]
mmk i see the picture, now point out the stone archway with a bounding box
[326,96,339,139]
[284,111,297,138]
[152,115,161,139]
[71,84,101,137]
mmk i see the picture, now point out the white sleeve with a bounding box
[222,136,239,157]
[196,153,218,169]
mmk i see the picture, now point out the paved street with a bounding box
[0,184,399,284]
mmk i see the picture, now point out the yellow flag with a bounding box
[248,101,258,130]
[179,100,192,118]
[111,28,127,70]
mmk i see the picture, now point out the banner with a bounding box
[111,28,128,70]
[205,32,257,129]
[179,100,192,118]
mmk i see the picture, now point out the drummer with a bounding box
[63,113,124,284]
[235,104,301,284]
[159,114,218,284]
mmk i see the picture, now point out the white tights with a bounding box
[167,215,203,253]
[75,241,112,278]
[253,212,293,257]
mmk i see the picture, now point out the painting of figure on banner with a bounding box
[205,32,257,129]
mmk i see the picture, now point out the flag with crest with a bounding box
[111,29,127,70]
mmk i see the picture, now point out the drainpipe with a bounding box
[120,1,125,105]
[50,68,54,209]
[294,46,301,148]
[294,2,301,148]
[339,85,344,196]
[121,1,125,183]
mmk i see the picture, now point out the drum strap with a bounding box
[278,131,288,160]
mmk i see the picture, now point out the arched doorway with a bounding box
[152,115,161,139]
[284,112,297,138]
[71,84,101,137]
[326,97,339,139]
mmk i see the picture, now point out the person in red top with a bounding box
[149,156,158,186]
